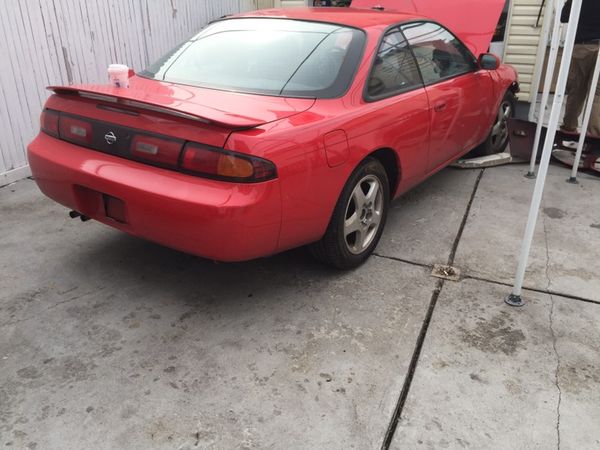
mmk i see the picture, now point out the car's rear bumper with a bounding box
[27,133,282,262]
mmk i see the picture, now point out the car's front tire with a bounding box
[310,158,390,269]
[476,90,516,156]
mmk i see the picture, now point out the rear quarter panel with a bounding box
[227,31,519,254]
[225,26,432,252]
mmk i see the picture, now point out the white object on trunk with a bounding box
[108,64,130,88]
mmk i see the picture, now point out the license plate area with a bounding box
[103,194,128,224]
[73,185,128,224]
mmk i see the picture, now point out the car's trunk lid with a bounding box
[49,75,316,129]
[351,0,505,57]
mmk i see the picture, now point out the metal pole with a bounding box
[528,0,553,123]
[567,48,600,183]
[526,0,565,178]
[506,0,583,307]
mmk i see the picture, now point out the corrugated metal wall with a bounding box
[0,0,260,184]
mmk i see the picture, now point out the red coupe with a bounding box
[28,2,517,268]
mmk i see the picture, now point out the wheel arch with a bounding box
[365,148,401,198]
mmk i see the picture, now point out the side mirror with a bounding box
[479,53,500,70]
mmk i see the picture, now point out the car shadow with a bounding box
[61,229,352,313]
[51,167,471,312]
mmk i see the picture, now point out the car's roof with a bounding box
[233,3,505,57]
[234,7,422,30]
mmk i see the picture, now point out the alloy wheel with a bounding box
[489,100,512,152]
[343,175,384,255]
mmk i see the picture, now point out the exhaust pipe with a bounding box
[69,210,91,222]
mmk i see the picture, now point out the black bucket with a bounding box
[507,118,546,162]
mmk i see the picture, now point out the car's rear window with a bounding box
[139,18,365,98]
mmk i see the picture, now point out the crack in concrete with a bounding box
[542,213,552,292]
[542,210,562,450]
[0,288,105,328]
[549,294,563,450]
[543,211,562,449]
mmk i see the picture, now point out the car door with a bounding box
[401,21,495,171]
[363,27,431,189]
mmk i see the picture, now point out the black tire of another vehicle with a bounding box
[477,90,517,156]
[310,157,390,269]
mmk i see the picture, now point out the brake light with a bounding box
[40,109,59,137]
[131,134,182,168]
[37,109,276,183]
[59,116,93,145]
[180,143,276,182]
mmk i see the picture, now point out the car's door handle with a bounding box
[434,101,447,112]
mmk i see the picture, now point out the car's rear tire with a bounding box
[474,91,516,156]
[309,158,390,269]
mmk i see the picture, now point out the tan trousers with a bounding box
[563,42,600,136]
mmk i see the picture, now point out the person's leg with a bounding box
[588,76,600,136]
[563,45,593,131]
[587,46,600,137]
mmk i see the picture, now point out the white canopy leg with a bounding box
[528,0,554,123]
[567,47,600,183]
[507,0,583,307]
[526,0,565,178]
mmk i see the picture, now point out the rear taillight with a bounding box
[40,109,59,137]
[38,109,277,182]
[131,134,182,168]
[180,143,277,182]
[59,116,93,145]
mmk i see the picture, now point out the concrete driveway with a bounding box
[1,163,599,449]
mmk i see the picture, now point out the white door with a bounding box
[274,0,311,7]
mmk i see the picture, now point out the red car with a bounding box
[28,3,517,268]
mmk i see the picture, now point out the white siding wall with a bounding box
[0,0,260,184]
[274,1,311,7]
[503,0,546,101]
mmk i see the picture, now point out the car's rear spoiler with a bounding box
[48,85,253,129]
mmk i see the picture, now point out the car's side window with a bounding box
[401,22,478,86]
[366,28,422,99]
